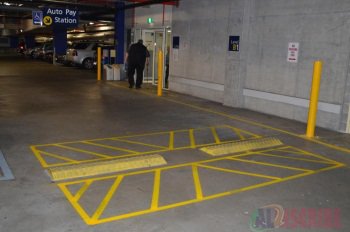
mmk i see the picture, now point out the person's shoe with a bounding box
[129,85,134,88]
[135,86,141,89]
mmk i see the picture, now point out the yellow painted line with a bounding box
[54,144,113,159]
[197,164,281,180]
[192,165,203,200]
[169,131,175,150]
[58,149,345,225]
[73,180,93,201]
[225,125,261,139]
[56,153,262,186]
[111,138,168,149]
[91,176,124,222]
[79,166,329,225]
[232,128,245,140]
[83,164,328,225]
[44,158,107,168]
[45,146,185,169]
[30,146,49,168]
[254,152,334,164]
[108,81,350,155]
[278,146,341,164]
[38,150,79,163]
[189,129,196,148]
[56,146,330,185]
[227,157,313,172]
[32,129,188,148]
[151,169,161,210]
[82,141,136,154]
[58,184,92,225]
[113,130,186,139]
[315,162,346,171]
[32,125,256,168]
[203,171,315,201]
[48,154,167,181]
[211,127,221,144]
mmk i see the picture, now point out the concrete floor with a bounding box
[0,56,349,232]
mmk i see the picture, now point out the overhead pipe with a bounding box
[81,0,180,20]
[2,0,111,10]
[0,5,38,12]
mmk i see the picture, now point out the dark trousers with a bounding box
[128,62,144,87]
[165,64,169,87]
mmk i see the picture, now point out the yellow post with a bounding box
[97,47,102,81]
[157,50,163,97]
[306,61,323,138]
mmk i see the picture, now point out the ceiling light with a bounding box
[89,22,94,25]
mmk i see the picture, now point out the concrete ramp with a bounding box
[200,137,283,156]
[48,154,167,182]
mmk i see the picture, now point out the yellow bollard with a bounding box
[157,50,163,97]
[97,47,102,81]
[306,61,323,138]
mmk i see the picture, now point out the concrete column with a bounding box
[25,36,36,49]
[341,59,350,133]
[115,2,125,64]
[53,26,67,55]
[223,0,254,108]
[9,36,18,48]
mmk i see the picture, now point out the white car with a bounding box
[66,42,98,69]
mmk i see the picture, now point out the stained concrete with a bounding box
[0,56,350,231]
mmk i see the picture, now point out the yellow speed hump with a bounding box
[43,16,53,26]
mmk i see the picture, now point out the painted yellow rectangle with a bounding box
[200,137,283,156]
[48,154,167,181]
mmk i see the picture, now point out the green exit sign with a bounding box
[147,17,153,24]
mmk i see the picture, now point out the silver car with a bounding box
[66,42,98,69]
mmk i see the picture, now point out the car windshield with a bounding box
[73,43,90,49]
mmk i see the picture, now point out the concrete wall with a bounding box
[134,5,172,28]
[171,0,350,132]
[171,0,245,103]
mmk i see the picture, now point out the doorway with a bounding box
[132,28,171,89]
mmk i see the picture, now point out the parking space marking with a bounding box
[108,82,350,154]
[196,163,281,180]
[57,145,344,225]
[31,125,261,169]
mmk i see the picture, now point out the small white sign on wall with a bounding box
[287,42,299,63]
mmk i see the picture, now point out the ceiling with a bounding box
[0,0,179,37]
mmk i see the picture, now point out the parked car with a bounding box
[33,42,53,60]
[92,45,115,69]
[42,43,53,62]
[25,43,43,58]
[66,42,99,69]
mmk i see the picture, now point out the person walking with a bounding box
[126,39,150,89]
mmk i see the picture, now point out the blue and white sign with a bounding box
[43,8,79,27]
[32,11,43,26]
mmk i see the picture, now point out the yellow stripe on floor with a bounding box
[48,154,167,181]
[200,137,283,156]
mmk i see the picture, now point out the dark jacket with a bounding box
[127,42,150,66]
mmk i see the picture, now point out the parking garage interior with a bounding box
[1,1,350,232]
